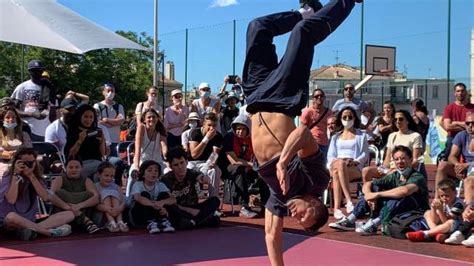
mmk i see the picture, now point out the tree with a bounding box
[0,31,160,113]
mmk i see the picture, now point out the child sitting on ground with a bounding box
[129,160,176,234]
[406,179,464,242]
[95,162,129,232]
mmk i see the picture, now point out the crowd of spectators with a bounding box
[0,60,472,248]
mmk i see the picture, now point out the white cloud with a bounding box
[210,0,238,8]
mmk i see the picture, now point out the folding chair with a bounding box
[32,142,65,183]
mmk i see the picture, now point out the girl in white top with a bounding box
[135,86,164,125]
[133,109,167,171]
[327,107,369,219]
[164,89,189,149]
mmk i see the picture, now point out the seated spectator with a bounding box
[162,147,221,229]
[362,110,423,183]
[188,112,223,198]
[220,92,240,133]
[374,101,396,151]
[45,96,81,151]
[133,109,168,171]
[181,112,201,155]
[0,148,74,240]
[435,112,474,196]
[327,106,369,219]
[0,106,32,178]
[135,86,164,124]
[64,104,106,179]
[406,179,464,242]
[329,146,430,235]
[95,162,128,233]
[128,160,175,234]
[164,89,189,149]
[221,115,269,218]
[445,176,474,247]
[327,116,337,138]
[51,156,100,234]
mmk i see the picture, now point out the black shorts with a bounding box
[256,149,330,217]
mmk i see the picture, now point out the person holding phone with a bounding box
[64,104,106,180]
[0,148,74,240]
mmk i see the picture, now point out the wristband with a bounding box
[202,136,209,144]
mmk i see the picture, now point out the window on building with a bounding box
[417,85,424,97]
[432,85,439,99]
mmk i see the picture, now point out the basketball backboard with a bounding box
[365,45,396,75]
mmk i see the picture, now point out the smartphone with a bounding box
[228,75,238,84]
[87,130,99,137]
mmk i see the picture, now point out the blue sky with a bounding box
[58,0,473,93]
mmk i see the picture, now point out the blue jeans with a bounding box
[242,0,356,117]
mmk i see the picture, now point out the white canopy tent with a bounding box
[0,0,148,54]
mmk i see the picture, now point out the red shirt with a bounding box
[443,103,474,137]
[300,106,333,146]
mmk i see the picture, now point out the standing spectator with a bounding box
[221,115,269,218]
[411,98,430,144]
[191,82,221,132]
[221,92,240,133]
[162,147,221,229]
[45,91,89,151]
[441,83,474,155]
[300,88,333,155]
[374,101,397,150]
[64,104,106,179]
[164,89,189,149]
[327,107,369,219]
[0,107,32,178]
[11,60,52,141]
[128,160,175,234]
[0,148,74,240]
[133,109,168,171]
[135,86,164,124]
[332,82,372,118]
[188,113,223,198]
[181,112,201,155]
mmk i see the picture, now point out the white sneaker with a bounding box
[445,231,465,245]
[159,219,175,233]
[147,221,160,234]
[461,235,474,247]
[50,224,72,237]
[333,209,345,220]
[345,202,354,213]
[355,220,378,236]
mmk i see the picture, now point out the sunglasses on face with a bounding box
[342,115,353,121]
[313,94,324,99]
[344,87,354,91]
[173,94,183,98]
[19,160,35,168]
[395,117,405,122]
[466,121,474,126]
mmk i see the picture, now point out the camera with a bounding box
[228,75,238,84]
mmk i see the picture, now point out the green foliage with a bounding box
[0,31,159,112]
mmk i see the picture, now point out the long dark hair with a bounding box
[411,98,428,115]
[395,110,418,132]
[0,106,24,145]
[67,104,98,131]
[335,106,361,132]
[138,160,162,181]
[140,108,167,137]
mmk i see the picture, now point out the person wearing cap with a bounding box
[164,89,189,150]
[181,112,201,155]
[135,86,164,125]
[10,59,53,141]
[191,83,221,132]
[44,91,89,151]
[221,92,240,133]
[220,114,269,218]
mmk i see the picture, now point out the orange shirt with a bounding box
[300,106,333,146]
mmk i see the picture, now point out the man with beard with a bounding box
[441,82,474,155]
[11,60,57,141]
[45,92,89,151]
[332,82,372,118]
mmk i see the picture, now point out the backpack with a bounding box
[97,102,121,119]
[386,210,428,239]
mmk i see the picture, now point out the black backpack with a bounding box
[386,210,428,239]
[97,102,121,119]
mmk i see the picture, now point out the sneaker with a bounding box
[50,224,72,237]
[333,208,345,220]
[17,229,38,241]
[240,207,258,218]
[299,0,323,12]
[445,231,465,245]
[435,233,448,244]
[462,235,474,247]
[147,221,160,234]
[85,222,100,234]
[329,217,355,231]
[106,221,120,233]
[355,220,378,235]
[405,231,427,242]
[345,202,354,213]
[117,221,129,233]
[159,219,175,233]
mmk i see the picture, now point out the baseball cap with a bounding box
[171,89,183,97]
[225,91,239,104]
[27,60,45,70]
[198,82,210,90]
[60,98,79,109]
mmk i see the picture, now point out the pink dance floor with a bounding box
[0,226,471,266]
